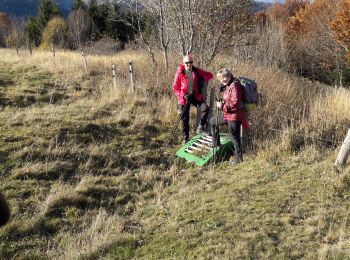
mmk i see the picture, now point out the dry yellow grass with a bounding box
[312,87,350,122]
[2,47,349,148]
[1,47,350,259]
[47,208,126,259]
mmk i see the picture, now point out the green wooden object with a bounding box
[176,133,233,166]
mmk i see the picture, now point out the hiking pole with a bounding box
[164,100,190,149]
[213,97,221,165]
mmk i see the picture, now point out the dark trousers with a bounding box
[210,115,242,157]
[179,100,209,139]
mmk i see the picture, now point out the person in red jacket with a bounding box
[172,55,213,144]
[210,68,248,164]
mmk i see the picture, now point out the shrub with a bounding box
[40,16,67,50]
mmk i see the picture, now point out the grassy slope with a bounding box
[0,58,175,258]
[124,154,350,259]
[1,51,350,259]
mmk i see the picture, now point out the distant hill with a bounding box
[0,0,72,18]
[252,1,271,13]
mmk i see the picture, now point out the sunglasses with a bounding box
[184,61,193,64]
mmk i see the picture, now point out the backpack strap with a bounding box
[232,78,245,109]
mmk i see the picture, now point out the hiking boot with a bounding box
[196,125,205,134]
[182,137,189,145]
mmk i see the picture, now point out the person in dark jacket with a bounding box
[210,68,248,164]
[172,55,213,144]
[0,192,10,227]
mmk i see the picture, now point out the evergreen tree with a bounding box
[105,3,135,47]
[97,2,109,34]
[87,0,135,48]
[36,0,60,31]
[89,1,109,36]
[88,0,99,24]
[105,3,119,39]
[71,0,87,11]
[24,17,41,46]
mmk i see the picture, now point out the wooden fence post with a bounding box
[81,48,87,72]
[335,129,350,168]
[51,42,56,59]
[129,61,135,92]
[26,38,32,56]
[112,64,117,89]
[29,43,32,56]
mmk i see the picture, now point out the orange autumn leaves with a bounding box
[260,0,350,69]
[284,0,350,66]
[330,0,350,63]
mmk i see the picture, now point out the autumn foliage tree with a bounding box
[266,0,306,24]
[0,12,10,46]
[285,0,349,84]
[40,16,67,49]
[248,1,306,69]
[254,0,350,85]
[330,0,350,66]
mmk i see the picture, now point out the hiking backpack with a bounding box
[238,77,258,111]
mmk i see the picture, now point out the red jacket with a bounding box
[173,64,213,105]
[221,79,248,128]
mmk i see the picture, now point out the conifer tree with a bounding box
[71,0,87,11]
[105,3,120,39]
[36,0,60,31]
[88,0,99,23]
[24,17,41,46]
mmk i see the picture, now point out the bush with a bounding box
[83,37,122,55]
[40,16,67,50]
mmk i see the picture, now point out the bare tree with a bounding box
[67,9,94,49]
[131,0,171,72]
[123,0,252,67]
[160,0,253,65]
[7,17,26,55]
[119,0,159,71]
[248,20,287,68]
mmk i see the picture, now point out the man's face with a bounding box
[183,59,193,70]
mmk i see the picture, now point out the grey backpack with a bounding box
[238,77,258,104]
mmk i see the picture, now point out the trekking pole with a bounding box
[164,101,190,149]
[213,98,221,165]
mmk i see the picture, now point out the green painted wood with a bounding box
[176,133,233,166]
